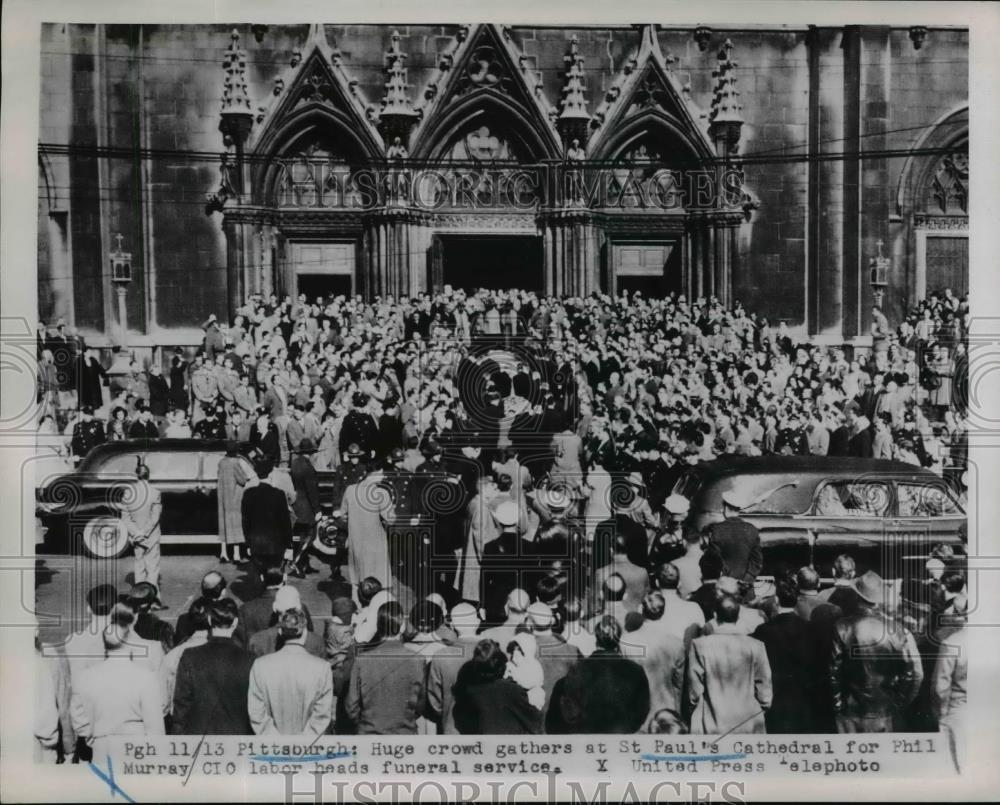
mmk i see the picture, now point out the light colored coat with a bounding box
[344,474,395,587]
[70,656,164,759]
[549,431,584,489]
[687,624,772,735]
[217,456,249,545]
[248,643,333,735]
[621,622,686,730]
[458,490,528,603]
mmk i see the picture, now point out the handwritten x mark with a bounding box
[88,757,137,804]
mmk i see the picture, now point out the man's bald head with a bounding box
[796,566,820,592]
[201,571,226,600]
[603,572,626,602]
[715,594,741,624]
[505,589,530,616]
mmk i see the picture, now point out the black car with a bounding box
[36,439,257,558]
[36,438,468,560]
[673,455,966,579]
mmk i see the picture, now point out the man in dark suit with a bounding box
[242,456,292,581]
[827,407,851,457]
[705,491,763,587]
[844,402,874,459]
[548,615,650,734]
[751,576,824,733]
[593,503,649,572]
[234,568,314,647]
[794,566,826,621]
[174,571,227,645]
[593,533,650,614]
[127,582,174,652]
[246,585,321,658]
[171,598,253,734]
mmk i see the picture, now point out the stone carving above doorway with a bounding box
[448,124,517,161]
[927,146,968,215]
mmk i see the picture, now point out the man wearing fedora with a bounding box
[830,570,924,733]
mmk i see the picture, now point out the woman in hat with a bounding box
[216,441,249,564]
[289,438,321,577]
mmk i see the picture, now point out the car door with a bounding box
[804,479,893,576]
[142,450,203,536]
[887,479,967,578]
[83,451,142,513]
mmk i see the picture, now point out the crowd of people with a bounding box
[39,285,969,478]
[38,552,967,764]
[35,284,969,760]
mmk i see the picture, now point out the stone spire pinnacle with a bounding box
[558,35,590,149]
[560,36,589,120]
[379,30,418,151]
[382,30,415,116]
[221,28,252,116]
[709,38,743,153]
[709,38,743,127]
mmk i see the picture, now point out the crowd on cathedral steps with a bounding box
[36,285,967,763]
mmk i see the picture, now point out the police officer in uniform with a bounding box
[647,493,691,569]
[339,392,379,461]
[332,443,370,510]
[193,402,227,440]
[70,405,106,460]
[381,446,424,594]
[189,355,219,426]
[414,437,446,475]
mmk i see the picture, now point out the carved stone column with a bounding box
[542,210,600,297]
[222,208,273,317]
[363,208,428,300]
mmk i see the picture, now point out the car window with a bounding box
[673,472,702,499]
[740,480,812,514]
[95,453,140,476]
[201,452,222,481]
[202,452,253,481]
[896,482,964,517]
[812,481,891,517]
[143,452,200,481]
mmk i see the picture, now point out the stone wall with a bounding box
[37,23,968,340]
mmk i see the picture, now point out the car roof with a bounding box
[685,454,941,481]
[76,439,236,472]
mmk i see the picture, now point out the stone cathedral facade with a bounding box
[37,23,968,348]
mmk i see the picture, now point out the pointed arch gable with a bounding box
[254,108,376,207]
[409,24,562,161]
[588,36,714,162]
[413,90,558,163]
[249,45,385,205]
[595,109,708,167]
